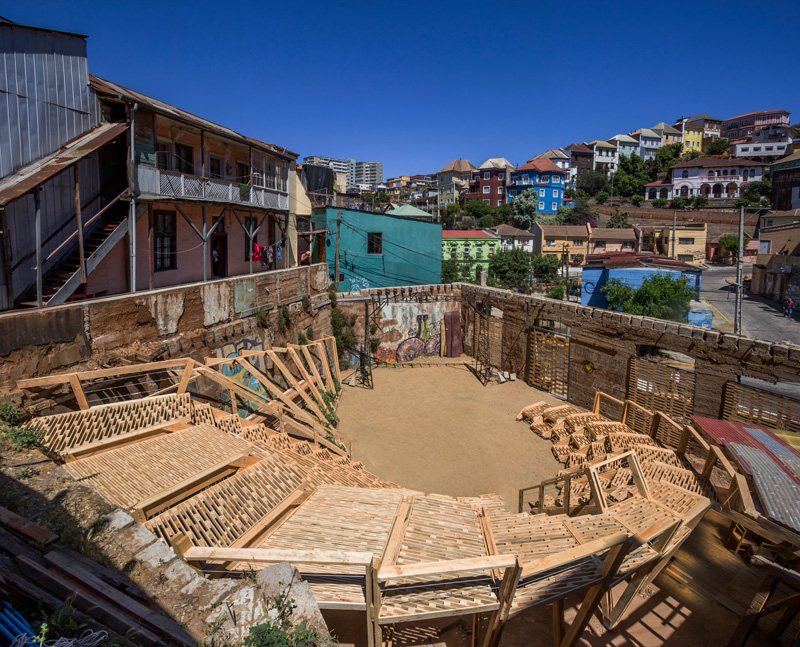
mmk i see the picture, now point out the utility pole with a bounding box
[734,203,744,335]
[672,210,677,259]
[334,210,342,291]
[563,243,570,302]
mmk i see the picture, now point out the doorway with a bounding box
[210,233,227,278]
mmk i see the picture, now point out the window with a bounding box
[498,173,505,180]
[521,174,529,184]
[753,147,761,152]
[741,147,749,152]
[156,141,172,171]
[595,240,606,249]
[483,186,490,194]
[209,156,223,179]
[367,232,382,254]
[450,243,458,256]
[622,241,634,250]
[538,202,545,210]
[154,211,177,271]
[545,239,556,247]
[643,236,650,245]
[174,143,193,174]
[574,238,585,245]
[552,189,558,197]
[462,243,471,257]
[483,199,490,204]
[498,186,504,194]
[678,254,693,262]
[542,175,549,182]
[678,237,694,245]
[551,202,557,210]
[682,170,689,178]
[476,246,483,259]
[244,216,258,260]
[766,146,774,151]
[539,189,546,197]
[237,162,251,184]
[484,172,490,180]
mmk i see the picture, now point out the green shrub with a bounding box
[652,198,668,208]
[297,332,308,345]
[594,191,609,205]
[670,197,687,209]
[327,284,338,309]
[0,399,21,426]
[277,305,291,333]
[692,195,708,209]
[301,295,311,313]
[369,336,380,353]
[631,195,643,207]
[305,326,314,341]
[254,310,269,328]
[545,285,565,300]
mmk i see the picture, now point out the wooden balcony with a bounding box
[135,165,289,211]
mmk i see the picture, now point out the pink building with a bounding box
[722,110,791,141]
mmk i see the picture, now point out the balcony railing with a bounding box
[135,165,289,210]
[698,176,741,182]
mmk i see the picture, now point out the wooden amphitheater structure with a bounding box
[14,339,747,647]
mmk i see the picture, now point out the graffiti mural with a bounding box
[349,276,370,293]
[215,336,268,415]
[376,302,457,364]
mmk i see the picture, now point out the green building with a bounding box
[441,230,500,281]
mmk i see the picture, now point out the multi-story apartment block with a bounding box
[563,143,594,186]
[733,125,794,162]
[588,141,618,174]
[671,120,703,153]
[531,224,590,264]
[646,158,766,200]
[722,110,792,141]
[436,159,476,211]
[466,158,516,208]
[507,160,566,215]
[651,122,683,147]
[635,223,707,266]
[679,114,723,141]
[301,157,383,191]
[609,135,639,159]
[303,156,350,177]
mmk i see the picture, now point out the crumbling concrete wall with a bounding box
[457,283,800,418]
[0,264,331,397]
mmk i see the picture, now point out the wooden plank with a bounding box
[0,507,58,545]
[724,574,779,647]
[318,336,339,384]
[18,359,192,388]
[44,551,195,646]
[62,417,190,462]
[69,373,90,410]
[378,555,517,581]
[229,486,313,549]
[175,361,194,394]
[16,556,165,647]
[380,501,413,570]
[266,350,327,420]
[132,452,251,520]
[287,346,325,404]
[300,344,325,390]
[520,531,628,578]
[184,546,374,567]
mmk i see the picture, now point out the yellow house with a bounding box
[532,224,591,264]
[681,123,704,154]
[635,223,707,265]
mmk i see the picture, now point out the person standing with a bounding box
[788,297,794,319]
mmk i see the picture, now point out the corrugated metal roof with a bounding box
[0,122,128,206]
[90,76,297,160]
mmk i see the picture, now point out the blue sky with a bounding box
[9,1,797,178]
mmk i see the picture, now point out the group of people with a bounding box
[783,297,795,318]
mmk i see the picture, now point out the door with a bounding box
[527,324,570,399]
[210,233,227,278]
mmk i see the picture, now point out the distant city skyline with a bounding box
[8,0,797,179]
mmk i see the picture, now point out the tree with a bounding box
[545,285,565,300]
[652,198,668,208]
[670,197,687,209]
[510,189,540,229]
[607,210,629,229]
[612,153,650,196]
[462,199,493,220]
[441,257,460,283]
[460,216,478,230]
[488,248,532,288]
[742,180,771,202]
[734,197,750,208]
[595,191,610,204]
[706,139,729,155]
[564,188,576,199]
[718,233,751,257]
[576,171,610,196]
[559,198,597,225]
[531,253,562,280]
[692,195,708,209]
[601,273,697,322]
[652,143,684,178]
[631,195,643,207]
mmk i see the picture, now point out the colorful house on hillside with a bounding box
[507,160,566,215]
[441,230,500,281]
[674,120,704,154]
[609,135,639,159]
[635,223,708,265]
[436,159,476,212]
[629,128,662,161]
[465,158,516,208]
[531,224,590,265]
[312,206,441,291]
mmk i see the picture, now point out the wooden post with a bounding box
[202,206,208,281]
[68,374,90,410]
[552,599,565,646]
[74,164,86,284]
[34,187,43,307]
[724,574,779,647]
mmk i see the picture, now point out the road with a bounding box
[701,264,800,345]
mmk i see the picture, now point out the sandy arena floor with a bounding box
[335,362,561,511]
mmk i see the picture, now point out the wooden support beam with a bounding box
[18,359,192,389]
[552,599,565,647]
[183,546,374,567]
[74,163,86,284]
[378,555,516,581]
[724,573,779,647]
[318,336,340,384]
[300,344,325,389]
[0,506,58,545]
[287,346,325,404]
[521,532,629,579]
[482,560,521,647]
[176,362,195,394]
[68,373,90,410]
[266,350,327,420]
[380,500,412,571]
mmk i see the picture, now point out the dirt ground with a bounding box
[336,362,562,512]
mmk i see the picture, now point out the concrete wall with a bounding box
[0,263,330,397]
[456,283,800,418]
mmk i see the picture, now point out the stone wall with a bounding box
[0,264,331,397]
[457,284,800,418]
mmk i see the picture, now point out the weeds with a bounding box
[254,310,269,328]
[305,326,314,342]
[277,305,291,333]
[15,466,39,479]
[0,398,21,426]
[297,332,308,345]
[301,295,311,313]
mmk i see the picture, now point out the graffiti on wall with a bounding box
[376,302,456,363]
[215,336,268,414]
[349,276,370,293]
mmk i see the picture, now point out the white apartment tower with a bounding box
[303,156,383,191]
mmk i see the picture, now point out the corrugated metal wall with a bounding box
[0,23,100,179]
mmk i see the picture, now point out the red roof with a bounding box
[724,109,791,122]
[438,159,476,174]
[515,159,562,173]
[645,179,673,187]
[442,230,498,239]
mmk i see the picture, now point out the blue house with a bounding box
[581,252,710,326]
[507,159,566,215]
[311,207,441,291]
